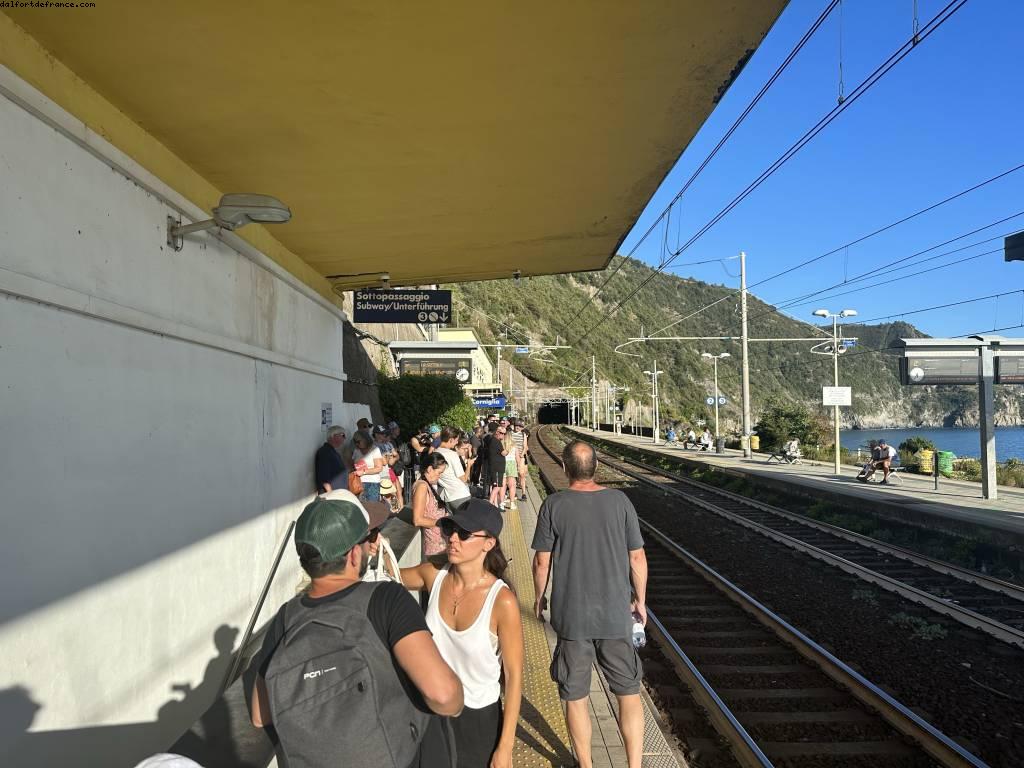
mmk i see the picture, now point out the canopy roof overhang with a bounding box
[2,1,786,301]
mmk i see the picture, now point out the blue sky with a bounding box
[619,0,1024,340]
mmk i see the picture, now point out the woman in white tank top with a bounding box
[402,500,523,768]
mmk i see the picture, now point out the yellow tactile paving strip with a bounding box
[501,507,575,767]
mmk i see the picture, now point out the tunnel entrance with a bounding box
[538,402,570,424]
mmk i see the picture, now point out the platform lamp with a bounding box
[812,308,857,475]
[167,193,291,250]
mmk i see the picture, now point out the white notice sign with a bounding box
[321,402,333,431]
[822,386,852,406]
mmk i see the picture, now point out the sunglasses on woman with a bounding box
[438,520,488,541]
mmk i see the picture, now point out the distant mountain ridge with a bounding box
[444,257,1024,430]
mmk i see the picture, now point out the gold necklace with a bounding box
[450,574,487,616]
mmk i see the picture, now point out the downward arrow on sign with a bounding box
[439,312,449,322]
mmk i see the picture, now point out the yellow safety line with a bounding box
[500,508,574,767]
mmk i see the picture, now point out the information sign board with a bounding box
[515,346,530,354]
[996,356,1024,384]
[399,357,472,383]
[822,386,852,406]
[353,289,452,323]
[900,356,979,385]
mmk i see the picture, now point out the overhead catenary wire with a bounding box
[635,165,1024,346]
[570,0,970,347]
[562,0,842,331]
[761,210,1024,316]
[856,289,1024,325]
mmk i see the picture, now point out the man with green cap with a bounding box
[247,490,463,768]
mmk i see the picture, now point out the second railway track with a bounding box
[565,429,1024,650]
[532,426,987,768]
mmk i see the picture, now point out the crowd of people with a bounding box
[232,418,649,768]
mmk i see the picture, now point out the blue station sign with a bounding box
[353,289,452,323]
[473,395,507,409]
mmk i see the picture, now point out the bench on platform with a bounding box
[767,449,802,465]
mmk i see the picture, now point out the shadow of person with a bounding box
[1,624,277,768]
[517,697,575,766]
[166,623,270,768]
[0,686,42,756]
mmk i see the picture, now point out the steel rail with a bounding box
[645,609,773,768]
[611,445,1024,601]
[533,426,986,768]
[640,518,988,768]
[581,438,1024,649]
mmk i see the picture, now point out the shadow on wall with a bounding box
[2,624,274,768]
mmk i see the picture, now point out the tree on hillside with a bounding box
[755,398,828,450]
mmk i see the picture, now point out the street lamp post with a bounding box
[812,308,857,475]
[701,352,731,440]
[642,361,664,444]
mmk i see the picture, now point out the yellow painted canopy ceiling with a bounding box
[4,1,786,292]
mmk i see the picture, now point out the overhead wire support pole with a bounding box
[591,356,598,432]
[741,251,752,458]
[832,314,841,475]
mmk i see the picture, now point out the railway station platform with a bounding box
[569,427,1024,545]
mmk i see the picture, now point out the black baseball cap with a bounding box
[444,498,503,537]
[372,424,388,435]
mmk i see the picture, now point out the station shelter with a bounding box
[0,3,787,764]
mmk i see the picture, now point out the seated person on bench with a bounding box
[666,426,677,445]
[858,439,896,484]
[782,437,801,463]
[683,427,697,449]
[699,428,713,451]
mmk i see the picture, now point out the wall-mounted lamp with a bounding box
[167,193,291,251]
[512,270,522,287]
[380,273,391,289]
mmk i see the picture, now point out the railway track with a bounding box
[532,425,988,768]
[562,428,1024,650]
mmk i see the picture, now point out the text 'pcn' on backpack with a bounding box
[264,582,431,768]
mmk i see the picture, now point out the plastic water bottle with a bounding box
[631,612,646,649]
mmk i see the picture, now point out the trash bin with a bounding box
[918,449,934,474]
[716,437,726,454]
[937,450,956,478]
[750,435,760,452]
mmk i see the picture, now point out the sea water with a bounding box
[840,426,1024,460]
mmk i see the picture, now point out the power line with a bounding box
[857,289,1024,324]
[762,211,1024,316]
[652,166,1024,344]
[749,162,1024,291]
[570,0,969,346]
[562,0,842,331]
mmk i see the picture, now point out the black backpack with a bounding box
[397,439,413,468]
[264,582,432,768]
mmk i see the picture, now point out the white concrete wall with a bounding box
[0,78,368,765]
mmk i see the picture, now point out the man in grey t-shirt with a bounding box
[531,440,648,768]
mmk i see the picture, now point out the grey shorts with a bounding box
[550,637,643,701]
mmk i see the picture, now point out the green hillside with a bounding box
[445,257,1023,430]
